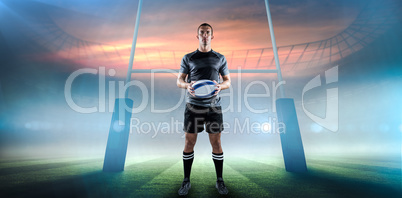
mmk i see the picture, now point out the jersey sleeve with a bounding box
[219,56,230,76]
[179,56,189,74]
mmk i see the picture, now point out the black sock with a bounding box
[183,151,194,181]
[212,152,223,180]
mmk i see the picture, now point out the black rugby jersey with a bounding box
[179,49,230,107]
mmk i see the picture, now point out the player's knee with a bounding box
[210,139,221,149]
[185,139,197,148]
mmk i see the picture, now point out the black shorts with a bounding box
[183,103,224,133]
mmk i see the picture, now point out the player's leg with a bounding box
[182,104,205,181]
[209,133,224,180]
[206,106,224,180]
[183,132,197,180]
[209,132,222,153]
[206,106,228,195]
[184,131,198,153]
[178,132,197,196]
[179,104,205,196]
[208,133,228,194]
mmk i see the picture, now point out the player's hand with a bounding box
[187,81,195,97]
[213,80,221,95]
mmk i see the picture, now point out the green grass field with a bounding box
[0,155,400,197]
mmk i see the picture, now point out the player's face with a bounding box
[197,26,214,45]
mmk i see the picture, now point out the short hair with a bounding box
[197,23,213,35]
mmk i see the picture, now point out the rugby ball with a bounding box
[192,80,217,98]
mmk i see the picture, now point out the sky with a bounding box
[34,0,366,49]
[0,0,371,74]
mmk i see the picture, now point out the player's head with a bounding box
[197,23,214,45]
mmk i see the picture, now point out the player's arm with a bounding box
[177,72,195,96]
[219,74,231,90]
[177,73,190,89]
[213,74,231,95]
